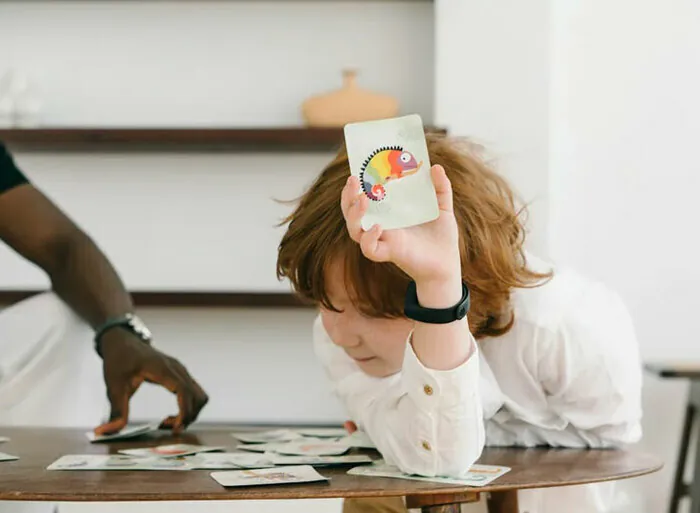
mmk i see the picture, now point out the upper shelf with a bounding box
[0,126,448,153]
[0,128,346,153]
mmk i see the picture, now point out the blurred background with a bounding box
[1,1,698,512]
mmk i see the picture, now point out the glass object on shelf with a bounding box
[0,69,43,128]
[301,69,399,127]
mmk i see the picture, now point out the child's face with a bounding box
[320,260,412,378]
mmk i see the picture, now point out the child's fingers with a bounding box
[360,224,391,262]
[343,184,368,243]
[340,175,358,219]
[431,165,454,213]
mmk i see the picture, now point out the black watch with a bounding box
[403,280,470,324]
[94,313,152,356]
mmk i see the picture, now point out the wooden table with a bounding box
[0,427,662,513]
[646,362,700,513]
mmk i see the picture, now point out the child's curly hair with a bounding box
[276,133,552,339]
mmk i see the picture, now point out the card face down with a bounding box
[344,114,439,231]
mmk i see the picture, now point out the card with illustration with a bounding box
[47,454,192,471]
[294,427,349,439]
[273,440,350,457]
[231,429,302,444]
[85,424,158,443]
[0,452,18,462]
[269,454,373,467]
[187,452,275,470]
[337,430,376,449]
[119,444,225,458]
[236,442,288,453]
[210,465,329,487]
[347,461,511,487]
[344,114,439,231]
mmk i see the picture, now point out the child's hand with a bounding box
[341,165,461,287]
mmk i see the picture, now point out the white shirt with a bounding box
[312,254,643,513]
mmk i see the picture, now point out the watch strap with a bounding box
[403,280,470,324]
[94,313,152,356]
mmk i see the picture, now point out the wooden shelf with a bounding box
[0,126,448,153]
[0,128,348,153]
[0,290,314,308]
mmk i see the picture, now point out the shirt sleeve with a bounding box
[485,283,643,448]
[312,315,485,478]
[0,142,29,195]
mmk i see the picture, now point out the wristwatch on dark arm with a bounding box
[94,313,153,356]
[403,280,470,324]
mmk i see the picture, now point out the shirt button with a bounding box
[421,440,432,451]
[423,385,434,396]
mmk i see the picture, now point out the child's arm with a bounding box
[313,316,485,478]
[486,284,642,448]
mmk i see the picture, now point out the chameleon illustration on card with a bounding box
[344,114,439,231]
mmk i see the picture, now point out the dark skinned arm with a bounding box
[0,182,208,434]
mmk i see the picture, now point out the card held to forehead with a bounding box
[344,114,439,231]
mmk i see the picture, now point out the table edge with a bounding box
[0,461,663,502]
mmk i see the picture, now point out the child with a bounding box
[276,134,642,513]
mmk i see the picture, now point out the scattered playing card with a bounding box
[187,452,275,470]
[231,428,302,444]
[347,461,511,487]
[236,442,288,453]
[47,454,192,471]
[0,452,18,462]
[0,436,9,443]
[211,465,329,487]
[273,440,350,456]
[269,454,373,467]
[119,444,225,458]
[86,424,158,443]
[294,427,349,439]
[337,431,376,449]
[344,114,439,231]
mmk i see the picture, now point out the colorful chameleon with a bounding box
[359,146,423,201]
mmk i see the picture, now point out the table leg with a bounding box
[670,402,695,513]
[405,492,480,512]
[689,381,700,513]
[419,505,460,513]
[487,490,519,513]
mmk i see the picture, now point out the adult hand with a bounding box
[93,330,209,436]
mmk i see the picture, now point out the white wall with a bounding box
[434,0,551,256]
[549,1,700,512]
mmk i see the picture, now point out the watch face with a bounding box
[127,315,152,341]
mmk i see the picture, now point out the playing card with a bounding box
[337,431,376,449]
[269,454,373,467]
[86,424,158,443]
[231,428,302,444]
[119,444,225,458]
[187,452,275,470]
[344,114,439,231]
[273,440,350,456]
[210,465,329,487]
[47,454,192,471]
[236,442,288,453]
[0,452,18,462]
[295,427,349,439]
[347,461,510,487]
